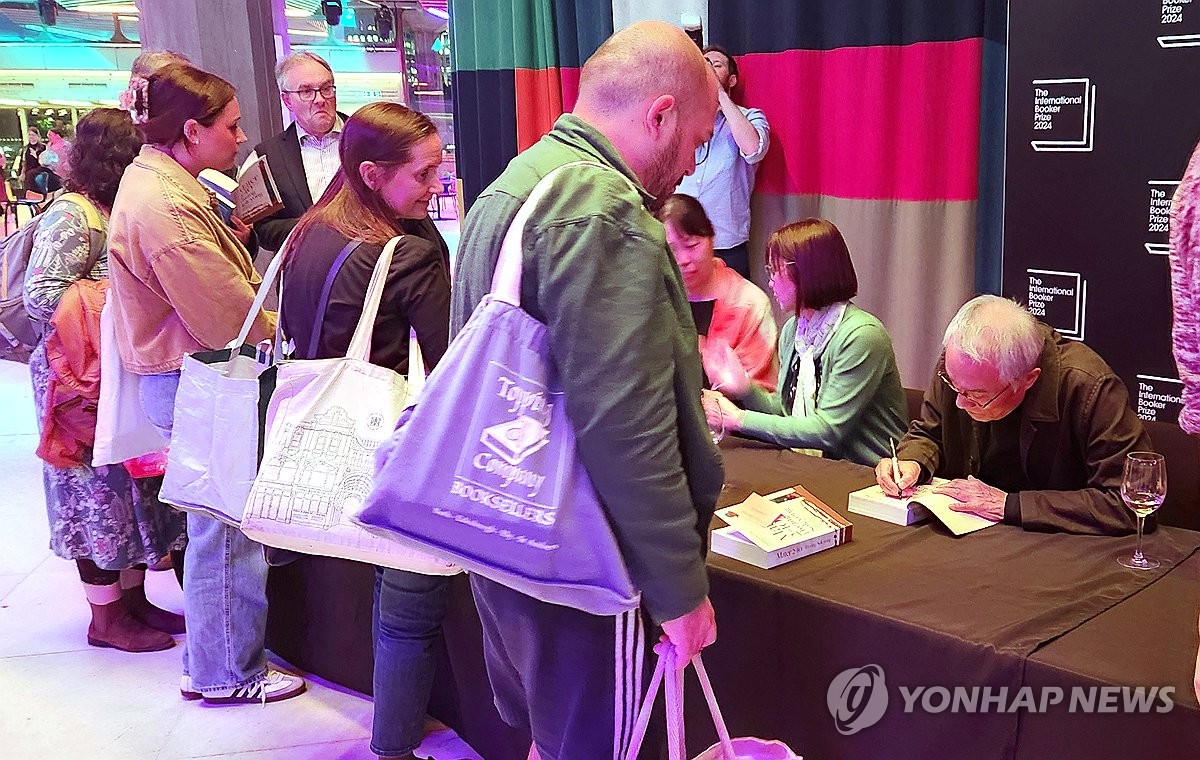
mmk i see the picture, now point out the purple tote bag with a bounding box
[356,163,639,615]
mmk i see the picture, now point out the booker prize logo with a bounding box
[826,664,1176,735]
[827,665,889,735]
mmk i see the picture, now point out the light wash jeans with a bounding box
[371,568,452,757]
[140,371,270,692]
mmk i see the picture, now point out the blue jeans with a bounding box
[371,567,452,757]
[140,370,270,692]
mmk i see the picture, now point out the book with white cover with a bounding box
[711,486,852,569]
[848,478,998,535]
[847,480,943,526]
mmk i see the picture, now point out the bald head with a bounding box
[577,21,713,117]
[573,22,718,199]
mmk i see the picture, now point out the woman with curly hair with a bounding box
[23,107,187,653]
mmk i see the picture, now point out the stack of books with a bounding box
[711,486,852,569]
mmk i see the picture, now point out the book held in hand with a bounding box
[232,155,285,225]
[711,485,852,569]
[847,478,998,535]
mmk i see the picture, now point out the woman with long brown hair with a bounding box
[279,101,450,760]
[106,62,304,705]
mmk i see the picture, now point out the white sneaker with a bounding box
[180,674,201,700]
[188,669,307,705]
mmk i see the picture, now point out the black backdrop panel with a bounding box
[1003,2,1200,424]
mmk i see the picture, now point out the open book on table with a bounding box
[847,477,998,536]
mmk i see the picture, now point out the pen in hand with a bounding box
[890,437,903,495]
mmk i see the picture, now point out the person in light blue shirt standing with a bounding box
[675,44,770,279]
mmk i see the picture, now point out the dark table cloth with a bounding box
[266,437,1200,760]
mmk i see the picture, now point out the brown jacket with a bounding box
[107,145,274,374]
[898,326,1150,536]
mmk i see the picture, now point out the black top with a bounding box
[280,216,452,374]
[977,409,1030,494]
[21,142,45,185]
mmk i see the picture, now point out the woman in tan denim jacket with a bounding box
[106,62,304,706]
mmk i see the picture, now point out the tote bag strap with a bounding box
[490,160,633,307]
[624,648,737,760]
[346,235,403,361]
[306,239,364,358]
[57,193,106,278]
[230,224,301,352]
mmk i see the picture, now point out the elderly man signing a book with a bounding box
[875,295,1150,536]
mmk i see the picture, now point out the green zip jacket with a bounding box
[451,115,724,624]
[738,304,907,466]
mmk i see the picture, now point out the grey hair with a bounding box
[942,295,1043,382]
[275,51,333,89]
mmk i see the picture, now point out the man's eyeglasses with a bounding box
[695,140,710,165]
[282,84,336,103]
[937,369,1011,409]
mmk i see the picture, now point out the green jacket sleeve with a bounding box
[738,322,894,451]
[739,318,789,415]
[532,213,709,624]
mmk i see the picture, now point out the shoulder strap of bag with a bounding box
[345,235,403,362]
[230,224,301,353]
[59,192,103,232]
[56,193,106,279]
[490,161,636,307]
[306,239,364,358]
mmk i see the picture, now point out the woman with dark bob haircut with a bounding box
[106,62,304,705]
[24,107,187,654]
[703,218,907,465]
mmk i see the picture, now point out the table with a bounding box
[684,439,1200,758]
[265,438,1200,759]
[1016,552,1200,759]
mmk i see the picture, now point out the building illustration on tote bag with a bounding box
[250,406,378,528]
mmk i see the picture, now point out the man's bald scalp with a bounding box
[576,21,711,115]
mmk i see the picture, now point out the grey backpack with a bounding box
[0,194,103,362]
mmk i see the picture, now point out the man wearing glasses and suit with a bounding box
[675,45,769,280]
[876,295,1150,536]
[243,51,345,252]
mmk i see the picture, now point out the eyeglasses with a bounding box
[282,84,336,102]
[695,140,710,165]
[764,260,792,279]
[937,369,1011,409]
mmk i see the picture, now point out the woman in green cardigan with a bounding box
[704,219,907,465]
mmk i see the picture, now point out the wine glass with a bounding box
[701,392,725,445]
[1117,451,1166,571]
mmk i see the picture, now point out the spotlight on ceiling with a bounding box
[374,7,394,40]
[320,0,342,26]
[37,0,58,26]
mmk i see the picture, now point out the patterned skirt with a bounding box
[29,340,186,570]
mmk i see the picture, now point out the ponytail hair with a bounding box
[123,62,235,147]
